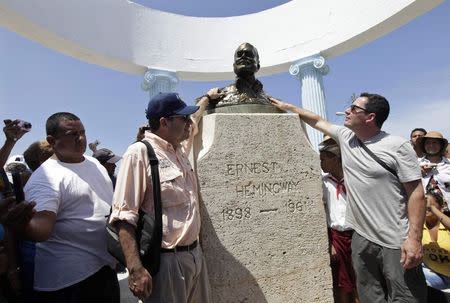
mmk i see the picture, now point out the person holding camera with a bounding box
[1,119,31,172]
[0,119,34,302]
[109,90,219,302]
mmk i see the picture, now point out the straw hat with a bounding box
[417,131,448,155]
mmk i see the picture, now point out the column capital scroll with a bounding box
[141,68,179,91]
[289,55,329,79]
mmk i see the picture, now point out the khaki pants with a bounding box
[145,245,211,303]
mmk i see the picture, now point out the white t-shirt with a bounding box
[329,126,421,249]
[24,156,115,291]
[322,173,351,231]
[418,156,450,203]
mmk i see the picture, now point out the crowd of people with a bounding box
[0,90,449,303]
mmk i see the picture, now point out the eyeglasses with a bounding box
[167,115,191,122]
[349,104,371,114]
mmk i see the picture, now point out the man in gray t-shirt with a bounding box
[270,93,426,302]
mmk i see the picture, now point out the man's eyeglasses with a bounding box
[167,115,191,122]
[349,104,371,114]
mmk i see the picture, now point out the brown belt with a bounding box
[161,240,198,253]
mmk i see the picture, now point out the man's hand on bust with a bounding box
[206,87,222,102]
[269,97,295,112]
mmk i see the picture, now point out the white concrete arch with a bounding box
[0,0,442,80]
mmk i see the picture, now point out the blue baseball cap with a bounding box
[145,92,199,119]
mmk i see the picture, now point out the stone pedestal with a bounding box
[194,113,333,303]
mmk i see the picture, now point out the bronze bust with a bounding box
[203,43,282,113]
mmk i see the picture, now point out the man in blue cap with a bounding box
[110,89,219,302]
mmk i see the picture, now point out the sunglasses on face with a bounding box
[167,115,191,122]
[349,104,371,114]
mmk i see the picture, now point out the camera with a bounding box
[4,119,32,132]
[17,120,32,132]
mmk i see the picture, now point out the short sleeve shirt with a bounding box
[329,125,421,248]
[419,157,450,203]
[322,173,351,231]
[24,156,115,291]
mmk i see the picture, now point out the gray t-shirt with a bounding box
[329,125,421,248]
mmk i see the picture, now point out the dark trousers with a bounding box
[351,232,427,303]
[36,266,120,303]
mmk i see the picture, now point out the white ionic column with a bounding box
[141,68,179,100]
[289,55,329,152]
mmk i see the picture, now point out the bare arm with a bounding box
[116,220,152,299]
[430,205,450,231]
[22,210,56,242]
[116,221,141,270]
[270,97,333,136]
[183,88,222,154]
[1,120,29,167]
[0,198,36,233]
[0,138,16,169]
[400,180,425,269]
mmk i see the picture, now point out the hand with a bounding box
[136,125,149,142]
[420,165,434,176]
[0,199,36,231]
[206,87,222,101]
[129,266,152,299]
[3,119,29,142]
[0,197,15,216]
[269,97,294,111]
[400,237,423,269]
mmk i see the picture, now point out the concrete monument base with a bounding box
[194,113,333,303]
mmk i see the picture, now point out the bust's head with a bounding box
[233,43,260,77]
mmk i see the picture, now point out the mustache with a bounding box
[236,58,254,64]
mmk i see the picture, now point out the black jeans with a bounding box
[36,266,120,303]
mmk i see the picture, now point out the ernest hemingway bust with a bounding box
[203,43,282,113]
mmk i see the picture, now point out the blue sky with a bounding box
[1,1,449,158]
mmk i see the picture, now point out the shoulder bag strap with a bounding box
[141,140,163,243]
[356,138,398,178]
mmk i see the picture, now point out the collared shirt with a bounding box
[322,173,351,231]
[419,157,450,203]
[109,132,200,249]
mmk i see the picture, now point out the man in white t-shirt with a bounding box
[271,93,426,302]
[23,112,119,303]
